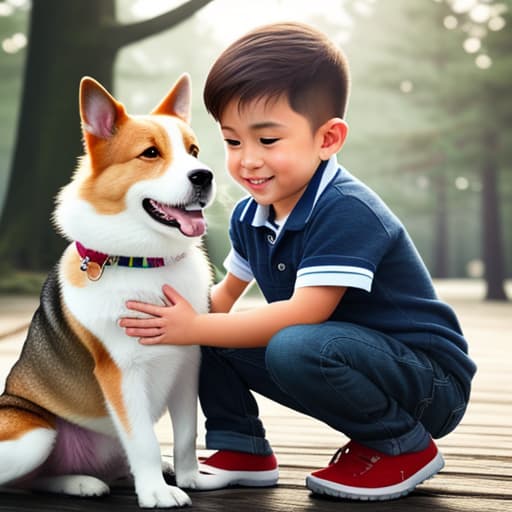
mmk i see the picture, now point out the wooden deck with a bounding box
[0,280,511,511]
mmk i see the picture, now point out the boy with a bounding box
[120,22,476,500]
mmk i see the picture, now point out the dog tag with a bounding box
[86,261,104,281]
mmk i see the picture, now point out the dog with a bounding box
[0,74,215,508]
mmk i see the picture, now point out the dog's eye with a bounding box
[139,146,160,159]
[189,144,199,157]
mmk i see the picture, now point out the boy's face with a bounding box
[219,95,326,220]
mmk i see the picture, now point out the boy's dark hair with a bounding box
[203,22,350,131]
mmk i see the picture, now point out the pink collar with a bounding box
[75,241,168,281]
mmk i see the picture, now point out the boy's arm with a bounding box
[210,272,251,313]
[191,285,346,347]
[121,284,346,348]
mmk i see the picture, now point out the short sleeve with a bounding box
[295,192,394,292]
[223,198,254,282]
[223,248,254,282]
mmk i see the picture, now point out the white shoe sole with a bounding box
[199,463,279,489]
[306,451,444,501]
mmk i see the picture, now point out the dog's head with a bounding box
[54,74,215,257]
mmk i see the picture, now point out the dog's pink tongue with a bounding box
[159,204,206,237]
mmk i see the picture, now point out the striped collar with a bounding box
[75,241,184,281]
[238,156,341,231]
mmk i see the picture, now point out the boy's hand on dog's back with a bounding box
[121,285,198,346]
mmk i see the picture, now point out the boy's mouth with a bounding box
[142,198,206,237]
[246,177,273,187]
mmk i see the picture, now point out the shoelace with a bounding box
[329,444,349,465]
[329,443,381,468]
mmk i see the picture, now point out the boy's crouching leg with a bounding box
[265,323,330,406]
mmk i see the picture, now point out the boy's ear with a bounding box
[318,118,348,160]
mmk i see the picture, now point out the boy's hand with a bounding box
[120,285,197,345]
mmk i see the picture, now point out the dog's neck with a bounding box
[75,241,186,281]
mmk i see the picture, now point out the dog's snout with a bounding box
[188,169,213,188]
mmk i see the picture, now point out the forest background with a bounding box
[0,0,510,301]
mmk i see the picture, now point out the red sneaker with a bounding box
[199,450,279,489]
[306,439,444,500]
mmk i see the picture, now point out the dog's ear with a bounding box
[151,73,191,124]
[79,77,127,140]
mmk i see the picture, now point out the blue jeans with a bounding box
[199,322,468,456]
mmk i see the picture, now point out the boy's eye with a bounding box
[224,139,240,147]
[260,137,279,145]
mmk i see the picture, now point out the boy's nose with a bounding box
[241,153,263,170]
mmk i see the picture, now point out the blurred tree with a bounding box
[0,0,212,271]
[345,0,467,278]
[0,3,27,209]
[344,0,510,300]
[469,3,511,301]
[434,0,511,300]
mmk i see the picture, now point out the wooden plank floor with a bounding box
[0,280,511,511]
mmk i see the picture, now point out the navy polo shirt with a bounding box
[224,156,476,392]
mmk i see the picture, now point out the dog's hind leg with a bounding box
[0,407,56,486]
[30,475,109,497]
[29,418,125,497]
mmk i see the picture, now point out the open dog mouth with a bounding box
[142,198,206,237]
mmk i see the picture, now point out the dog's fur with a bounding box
[0,75,215,507]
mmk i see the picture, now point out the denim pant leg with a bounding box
[266,322,467,455]
[200,322,467,457]
[199,345,310,455]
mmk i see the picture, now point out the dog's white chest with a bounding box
[59,245,210,363]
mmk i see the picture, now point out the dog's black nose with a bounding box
[188,169,213,187]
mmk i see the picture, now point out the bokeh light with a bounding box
[475,53,492,69]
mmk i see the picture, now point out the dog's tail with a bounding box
[0,393,57,486]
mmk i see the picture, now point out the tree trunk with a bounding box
[432,173,449,278]
[0,0,212,271]
[481,129,508,301]
[0,0,116,269]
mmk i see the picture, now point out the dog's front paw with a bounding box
[178,470,223,491]
[176,469,200,489]
[137,483,191,508]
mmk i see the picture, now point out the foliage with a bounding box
[341,0,510,296]
[0,0,213,273]
[0,0,509,298]
[0,2,27,208]
[0,269,46,295]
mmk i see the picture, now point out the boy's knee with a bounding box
[265,322,363,387]
[267,324,301,357]
[265,325,309,385]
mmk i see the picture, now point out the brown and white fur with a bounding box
[0,74,215,507]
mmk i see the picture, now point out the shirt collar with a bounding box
[238,155,341,231]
